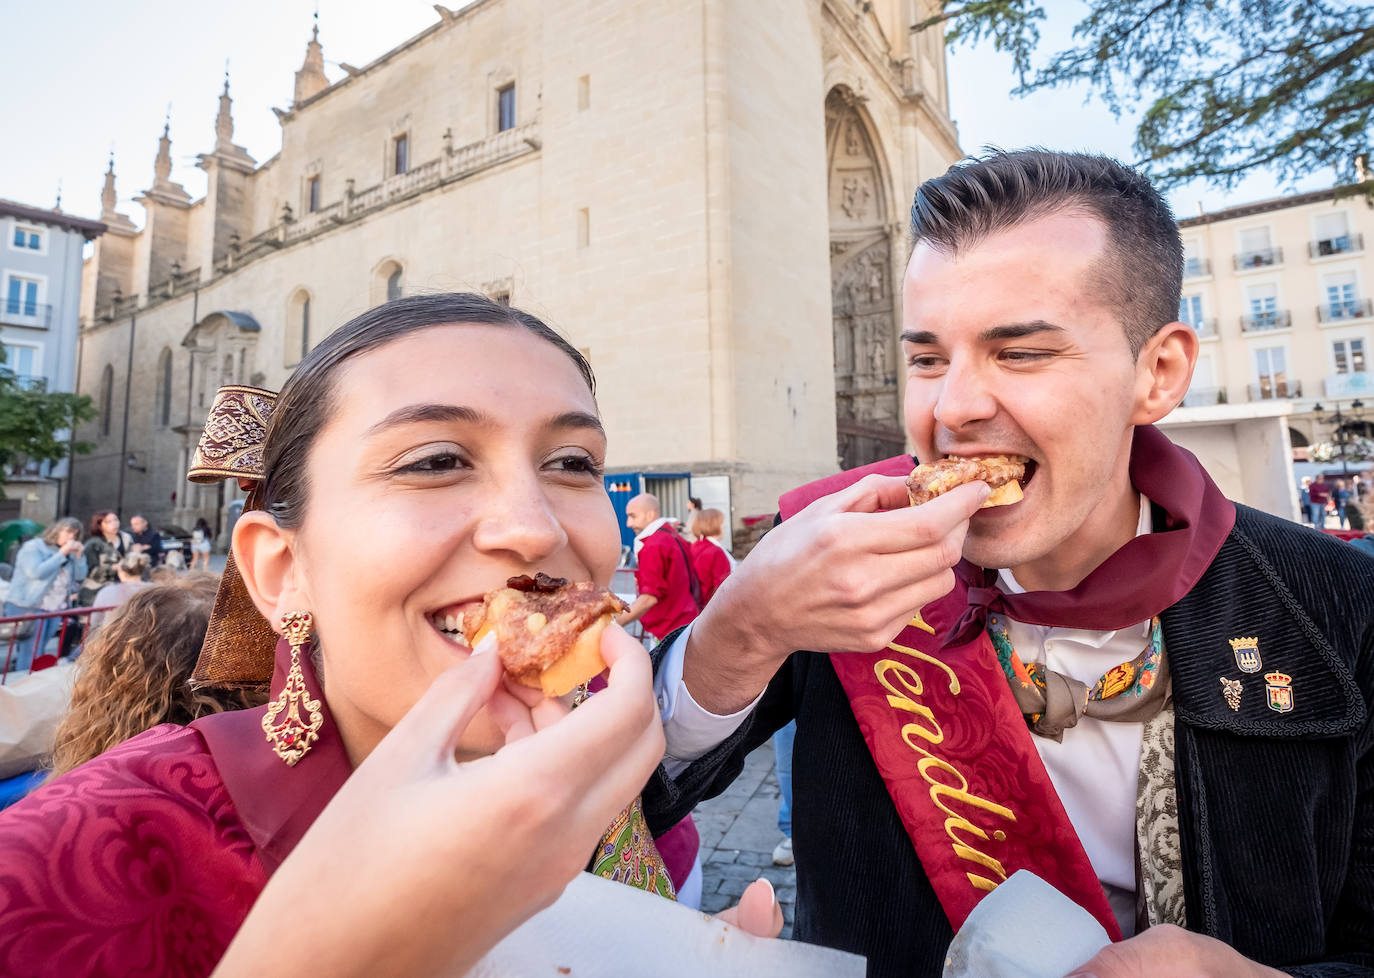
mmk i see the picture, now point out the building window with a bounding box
[497,83,516,132]
[286,290,312,366]
[1312,212,1352,257]
[1323,271,1359,320]
[577,207,590,248]
[1,344,36,387]
[393,134,409,176]
[1236,226,1279,269]
[307,176,321,213]
[5,275,40,316]
[157,348,173,426]
[1244,283,1281,330]
[1253,346,1288,398]
[10,224,43,251]
[301,298,310,360]
[1333,339,1366,375]
[100,364,114,436]
[1179,294,1204,329]
[577,75,591,111]
[386,267,403,301]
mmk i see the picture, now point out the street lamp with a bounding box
[1310,398,1367,477]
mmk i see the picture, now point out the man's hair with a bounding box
[909,149,1183,357]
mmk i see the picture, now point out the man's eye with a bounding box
[907,355,944,369]
[1001,350,1052,362]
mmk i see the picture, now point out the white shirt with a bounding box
[655,495,1154,937]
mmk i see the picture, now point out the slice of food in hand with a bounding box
[461,572,629,697]
[906,455,1028,509]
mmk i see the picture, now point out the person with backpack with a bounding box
[617,493,701,643]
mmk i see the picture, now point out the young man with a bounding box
[642,151,1373,977]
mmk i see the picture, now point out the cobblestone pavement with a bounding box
[692,743,797,938]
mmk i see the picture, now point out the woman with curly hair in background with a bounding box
[48,573,263,778]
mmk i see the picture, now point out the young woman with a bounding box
[0,294,779,976]
[78,510,129,606]
[51,574,260,777]
[687,507,734,606]
[190,517,214,570]
[3,517,86,671]
[87,551,151,630]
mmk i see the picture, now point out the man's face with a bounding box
[901,212,1147,571]
[624,499,655,534]
[130,516,148,534]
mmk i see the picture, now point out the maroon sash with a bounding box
[778,458,1123,940]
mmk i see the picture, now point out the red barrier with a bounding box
[0,607,114,684]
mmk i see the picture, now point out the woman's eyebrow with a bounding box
[366,403,487,435]
[549,411,605,436]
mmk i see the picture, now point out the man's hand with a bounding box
[684,474,989,715]
[1064,925,1287,978]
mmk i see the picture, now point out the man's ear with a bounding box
[1130,321,1198,426]
[233,510,310,627]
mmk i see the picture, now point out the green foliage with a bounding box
[0,350,95,493]
[919,1,1374,193]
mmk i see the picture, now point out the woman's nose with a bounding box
[470,474,568,563]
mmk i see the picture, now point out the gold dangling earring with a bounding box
[262,611,324,766]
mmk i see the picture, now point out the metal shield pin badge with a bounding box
[1220,676,1243,712]
[1228,636,1262,674]
[1264,672,1294,714]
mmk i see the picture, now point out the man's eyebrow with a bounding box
[978,321,1065,342]
[366,403,487,435]
[900,322,1067,346]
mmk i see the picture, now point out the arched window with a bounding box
[154,348,174,427]
[285,289,312,366]
[99,364,114,437]
[374,260,404,304]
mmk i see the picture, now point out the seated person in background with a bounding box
[3,518,86,672]
[87,551,152,630]
[687,508,734,606]
[126,514,164,567]
[49,573,260,778]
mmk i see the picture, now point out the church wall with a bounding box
[720,0,840,512]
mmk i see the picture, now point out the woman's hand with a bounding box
[1064,925,1287,978]
[715,878,785,938]
[215,624,665,978]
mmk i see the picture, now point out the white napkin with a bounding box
[467,871,865,978]
[942,870,1111,978]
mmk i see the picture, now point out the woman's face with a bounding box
[57,527,78,547]
[286,324,621,759]
[101,513,120,537]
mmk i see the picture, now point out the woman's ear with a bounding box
[1130,320,1199,426]
[233,511,309,627]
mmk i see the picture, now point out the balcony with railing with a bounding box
[1234,246,1283,270]
[1247,379,1302,401]
[1317,297,1374,323]
[0,300,51,329]
[1309,233,1363,259]
[1324,372,1374,398]
[1181,386,1224,407]
[1188,317,1218,338]
[1183,257,1211,279]
[1240,309,1291,333]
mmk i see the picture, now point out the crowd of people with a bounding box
[0,150,1369,978]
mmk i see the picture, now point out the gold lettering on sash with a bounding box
[873,638,1017,898]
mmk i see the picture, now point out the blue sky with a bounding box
[1,1,1332,223]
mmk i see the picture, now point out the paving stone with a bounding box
[715,875,753,899]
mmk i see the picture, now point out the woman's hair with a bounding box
[41,517,82,546]
[48,573,263,778]
[690,508,725,539]
[88,510,116,539]
[115,551,150,577]
[260,292,595,529]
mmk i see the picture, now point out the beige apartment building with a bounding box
[1175,186,1374,451]
[71,0,961,544]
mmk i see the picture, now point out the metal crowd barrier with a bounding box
[0,606,114,684]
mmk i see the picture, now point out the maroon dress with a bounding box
[0,641,349,977]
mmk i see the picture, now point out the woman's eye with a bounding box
[548,453,604,477]
[396,451,464,474]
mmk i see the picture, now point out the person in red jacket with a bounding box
[687,508,734,606]
[617,493,700,642]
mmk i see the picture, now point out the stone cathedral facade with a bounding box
[72,0,960,540]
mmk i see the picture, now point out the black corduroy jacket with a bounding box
[641,505,1374,978]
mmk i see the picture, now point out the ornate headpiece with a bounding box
[187,385,280,688]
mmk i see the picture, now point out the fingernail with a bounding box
[472,632,496,656]
[756,877,776,904]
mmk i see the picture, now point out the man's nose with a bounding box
[933,358,998,431]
